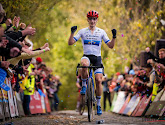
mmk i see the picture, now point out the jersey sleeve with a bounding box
[73,29,82,42]
[102,30,110,44]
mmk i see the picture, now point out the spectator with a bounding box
[23,60,36,116]
[145,63,155,95]
[113,74,124,92]
[54,75,62,111]
[146,47,165,66]
[146,48,165,93]
[102,74,111,111]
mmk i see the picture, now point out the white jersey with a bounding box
[73,27,110,56]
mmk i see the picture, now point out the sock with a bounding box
[76,101,80,108]
[82,78,87,87]
[96,96,101,106]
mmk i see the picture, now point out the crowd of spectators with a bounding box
[0,3,62,116]
[102,47,165,110]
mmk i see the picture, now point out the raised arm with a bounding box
[68,26,77,45]
[107,29,116,49]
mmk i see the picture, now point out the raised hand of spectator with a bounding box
[13,16,20,28]
[44,47,50,52]
[40,43,49,50]
[147,59,154,64]
[5,18,12,26]
[1,61,10,69]
[145,47,150,53]
[22,47,34,55]
[155,63,165,73]
[21,24,36,36]
[19,22,26,29]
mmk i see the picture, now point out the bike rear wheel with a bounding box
[79,95,85,115]
[87,78,93,122]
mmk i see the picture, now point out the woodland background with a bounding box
[1,0,165,110]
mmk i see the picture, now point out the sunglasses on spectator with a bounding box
[88,17,97,20]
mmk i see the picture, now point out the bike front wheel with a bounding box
[87,78,93,122]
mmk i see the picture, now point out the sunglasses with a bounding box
[88,17,97,20]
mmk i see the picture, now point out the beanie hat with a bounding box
[36,57,42,63]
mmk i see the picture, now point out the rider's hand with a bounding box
[71,26,77,34]
[111,29,117,38]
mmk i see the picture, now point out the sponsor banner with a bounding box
[159,105,165,116]
[15,92,24,116]
[154,89,164,102]
[119,93,131,114]
[123,94,138,115]
[30,91,44,114]
[132,95,146,116]
[110,92,117,111]
[6,79,16,117]
[153,101,165,116]
[149,101,165,116]
[113,91,126,113]
[135,94,152,116]
[160,90,165,101]
[1,80,10,118]
[127,94,141,116]
[41,96,46,113]
[0,89,4,120]
[13,93,19,116]
[43,89,51,113]
[3,100,10,118]
[1,79,8,99]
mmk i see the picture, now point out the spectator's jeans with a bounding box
[20,92,24,103]
[23,95,31,115]
[103,91,111,111]
[48,97,54,111]
[54,93,59,111]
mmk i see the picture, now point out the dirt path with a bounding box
[1,110,165,125]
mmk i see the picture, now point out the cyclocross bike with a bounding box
[76,63,104,122]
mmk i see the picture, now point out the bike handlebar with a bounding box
[76,63,104,69]
[76,63,104,76]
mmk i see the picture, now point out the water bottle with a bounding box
[96,119,105,124]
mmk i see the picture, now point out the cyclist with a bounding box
[68,10,116,115]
